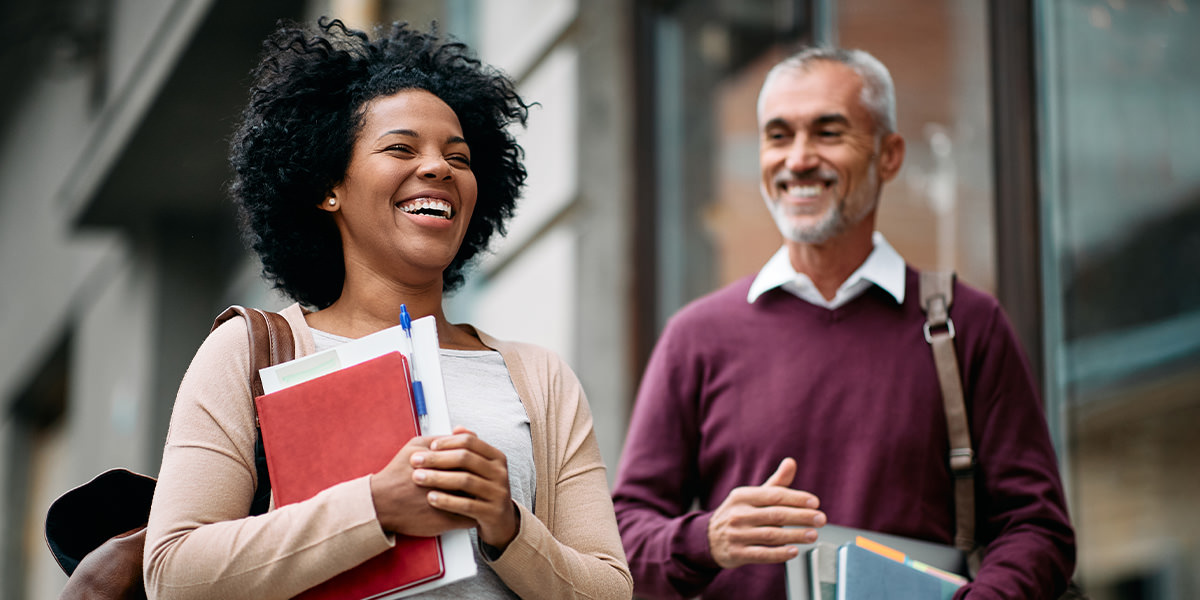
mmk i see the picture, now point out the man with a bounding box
[612,47,1075,599]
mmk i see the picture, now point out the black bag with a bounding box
[44,307,294,599]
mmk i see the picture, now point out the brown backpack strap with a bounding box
[919,271,979,571]
[212,306,296,399]
[211,306,296,514]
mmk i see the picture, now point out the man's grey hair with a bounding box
[757,47,897,136]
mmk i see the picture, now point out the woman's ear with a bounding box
[318,195,339,213]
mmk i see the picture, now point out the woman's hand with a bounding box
[410,426,519,552]
[370,436,475,537]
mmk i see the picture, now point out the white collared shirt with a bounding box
[747,232,907,309]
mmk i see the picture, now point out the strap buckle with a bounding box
[949,447,975,476]
[923,317,956,343]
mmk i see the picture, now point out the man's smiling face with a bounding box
[757,61,900,244]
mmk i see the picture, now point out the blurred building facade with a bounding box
[0,0,1196,598]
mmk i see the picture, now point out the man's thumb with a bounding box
[763,457,797,487]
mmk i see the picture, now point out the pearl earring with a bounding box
[328,198,337,206]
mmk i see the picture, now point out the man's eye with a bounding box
[817,129,843,139]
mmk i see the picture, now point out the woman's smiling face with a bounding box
[325,89,478,286]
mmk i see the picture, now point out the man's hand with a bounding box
[706,457,826,569]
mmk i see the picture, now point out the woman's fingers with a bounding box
[411,429,508,485]
[410,428,518,550]
[412,447,504,480]
[412,466,499,498]
[425,487,519,551]
[429,427,505,459]
[426,489,519,550]
[370,437,474,537]
[410,451,509,503]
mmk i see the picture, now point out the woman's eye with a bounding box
[448,155,471,167]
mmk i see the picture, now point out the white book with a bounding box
[808,543,837,600]
[258,315,477,598]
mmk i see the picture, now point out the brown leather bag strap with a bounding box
[919,271,978,567]
[211,306,295,515]
[212,306,296,399]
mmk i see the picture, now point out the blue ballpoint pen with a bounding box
[399,305,430,433]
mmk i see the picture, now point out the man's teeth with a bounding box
[786,184,823,198]
[399,199,453,219]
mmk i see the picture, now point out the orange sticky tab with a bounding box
[854,536,906,563]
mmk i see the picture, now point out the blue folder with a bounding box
[836,543,960,600]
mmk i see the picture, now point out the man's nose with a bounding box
[784,136,820,173]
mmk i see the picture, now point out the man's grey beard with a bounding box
[764,162,880,244]
[769,200,845,244]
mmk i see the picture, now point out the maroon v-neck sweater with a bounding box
[614,267,1074,600]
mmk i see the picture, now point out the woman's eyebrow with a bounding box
[377,128,418,141]
[375,130,468,146]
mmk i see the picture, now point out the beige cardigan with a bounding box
[144,304,632,599]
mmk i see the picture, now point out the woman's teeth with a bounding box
[398,198,453,219]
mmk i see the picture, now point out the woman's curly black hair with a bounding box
[229,18,529,308]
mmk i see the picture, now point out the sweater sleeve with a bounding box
[953,302,1076,600]
[612,318,722,599]
[486,343,634,600]
[143,317,394,600]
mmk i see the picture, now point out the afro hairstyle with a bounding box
[229,18,529,308]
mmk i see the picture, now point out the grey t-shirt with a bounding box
[311,330,535,598]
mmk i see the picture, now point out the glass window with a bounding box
[1038,1,1200,597]
[833,0,995,291]
[644,0,807,330]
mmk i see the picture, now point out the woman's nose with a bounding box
[417,156,452,180]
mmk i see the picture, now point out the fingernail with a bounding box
[413,470,426,483]
[427,491,440,504]
[814,512,826,527]
[804,529,817,542]
[411,453,426,466]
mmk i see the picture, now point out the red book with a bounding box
[255,351,444,599]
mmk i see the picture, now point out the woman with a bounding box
[143,18,632,600]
